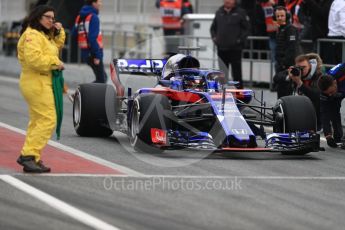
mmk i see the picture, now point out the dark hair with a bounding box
[85,0,98,5]
[318,74,334,91]
[274,6,287,12]
[273,6,291,22]
[20,5,55,36]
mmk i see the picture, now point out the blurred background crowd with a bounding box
[0,0,343,86]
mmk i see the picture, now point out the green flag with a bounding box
[52,70,64,140]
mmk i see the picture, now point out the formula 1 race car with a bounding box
[72,54,321,155]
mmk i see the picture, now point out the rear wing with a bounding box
[112,59,167,76]
[110,58,167,97]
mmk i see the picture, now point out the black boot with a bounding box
[17,155,51,173]
[37,161,51,173]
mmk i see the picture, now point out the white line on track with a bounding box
[0,175,121,230]
[0,122,144,176]
[13,173,345,180]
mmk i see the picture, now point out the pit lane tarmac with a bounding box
[2,73,345,230]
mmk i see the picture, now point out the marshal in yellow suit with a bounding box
[17,27,65,162]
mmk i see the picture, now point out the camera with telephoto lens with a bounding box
[290,66,303,76]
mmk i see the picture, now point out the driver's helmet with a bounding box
[183,75,205,90]
[162,54,200,79]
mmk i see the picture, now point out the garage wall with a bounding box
[0,0,28,23]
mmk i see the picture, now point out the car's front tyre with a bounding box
[273,95,317,155]
[129,94,173,153]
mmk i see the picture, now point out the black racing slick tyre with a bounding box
[73,83,115,137]
[129,94,173,153]
[273,96,317,155]
[273,95,317,133]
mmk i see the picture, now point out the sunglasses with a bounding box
[42,14,55,22]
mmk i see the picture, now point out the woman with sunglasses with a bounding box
[16,5,65,173]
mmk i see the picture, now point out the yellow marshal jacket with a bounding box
[17,27,65,86]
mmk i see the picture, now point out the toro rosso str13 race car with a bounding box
[72,54,321,155]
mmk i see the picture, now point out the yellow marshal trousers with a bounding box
[17,27,65,162]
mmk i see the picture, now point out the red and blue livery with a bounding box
[72,54,321,155]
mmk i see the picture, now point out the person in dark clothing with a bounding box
[274,53,323,128]
[291,54,323,129]
[273,68,294,98]
[73,0,107,83]
[241,0,258,35]
[273,6,301,97]
[318,63,345,148]
[253,1,267,36]
[274,6,301,73]
[300,0,333,63]
[210,0,251,89]
[300,0,333,41]
[293,54,323,129]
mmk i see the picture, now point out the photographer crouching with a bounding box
[274,53,323,130]
[318,63,345,149]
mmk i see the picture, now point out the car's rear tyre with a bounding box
[273,96,317,155]
[73,83,114,137]
[130,94,173,153]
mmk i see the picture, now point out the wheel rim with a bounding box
[274,103,286,133]
[73,90,81,126]
[278,103,286,133]
[131,102,140,140]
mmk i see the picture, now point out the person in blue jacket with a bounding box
[73,0,107,83]
[318,63,345,148]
